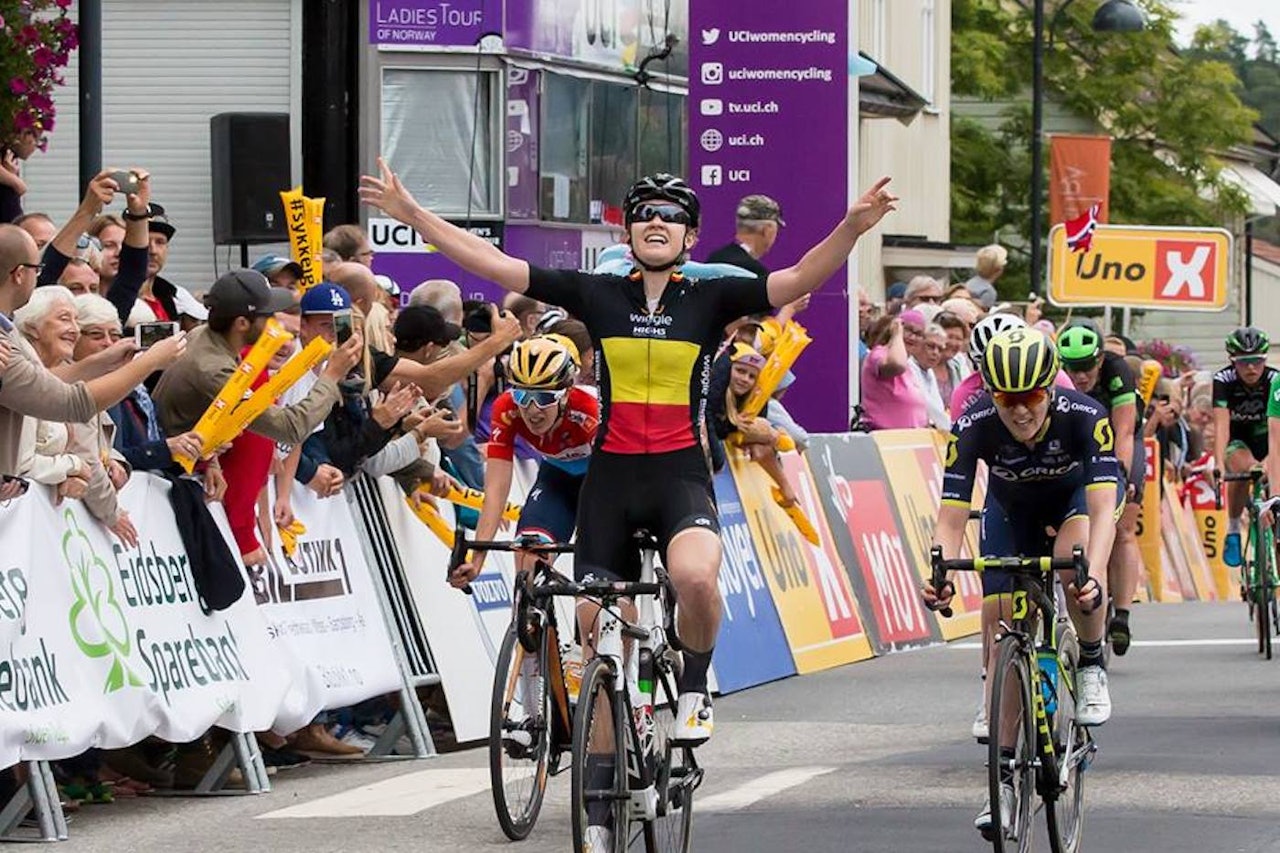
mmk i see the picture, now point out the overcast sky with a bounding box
[1171,0,1278,44]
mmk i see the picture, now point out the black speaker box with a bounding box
[210,112,291,244]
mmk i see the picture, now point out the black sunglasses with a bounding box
[630,202,691,226]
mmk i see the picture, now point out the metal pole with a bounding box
[78,0,103,191]
[1029,0,1046,297]
[1245,220,1254,326]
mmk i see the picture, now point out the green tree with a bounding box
[951,0,1256,297]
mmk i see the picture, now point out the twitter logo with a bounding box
[701,28,720,45]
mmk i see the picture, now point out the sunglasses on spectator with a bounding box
[76,234,102,252]
[916,294,943,303]
[992,388,1049,409]
[511,388,567,409]
[630,203,691,226]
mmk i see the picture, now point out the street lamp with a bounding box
[1028,0,1145,295]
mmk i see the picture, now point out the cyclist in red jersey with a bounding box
[362,159,897,753]
[451,335,598,586]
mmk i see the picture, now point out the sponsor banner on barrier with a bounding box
[729,451,874,673]
[1160,493,1199,601]
[1183,473,1232,600]
[711,468,796,693]
[809,435,941,653]
[1172,495,1217,601]
[1135,438,1166,600]
[0,476,300,765]
[251,481,403,716]
[877,430,982,640]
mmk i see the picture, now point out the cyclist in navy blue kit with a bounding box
[922,328,1118,836]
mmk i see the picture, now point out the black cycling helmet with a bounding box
[623,173,701,229]
[1225,326,1269,357]
[1057,318,1104,368]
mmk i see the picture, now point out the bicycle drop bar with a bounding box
[928,546,1090,618]
[447,527,577,596]
[1222,470,1267,483]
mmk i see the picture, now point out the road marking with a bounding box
[256,768,491,819]
[951,639,1257,650]
[698,766,836,813]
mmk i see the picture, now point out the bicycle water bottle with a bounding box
[1036,646,1059,715]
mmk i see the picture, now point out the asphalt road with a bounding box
[51,602,1280,852]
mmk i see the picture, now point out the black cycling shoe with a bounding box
[1108,615,1131,657]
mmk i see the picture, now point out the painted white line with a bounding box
[951,639,1257,650]
[256,768,491,818]
[699,766,837,813]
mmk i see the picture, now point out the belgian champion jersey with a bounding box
[525,267,771,455]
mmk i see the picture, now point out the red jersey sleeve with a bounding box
[486,392,520,461]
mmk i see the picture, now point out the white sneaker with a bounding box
[974,783,1015,835]
[584,824,613,852]
[672,693,714,746]
[334,724,377,753]
[972,696,989,741]
[1077,665,1112,726]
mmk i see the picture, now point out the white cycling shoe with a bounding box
[672,692,714,746]
[1076,665,1112,726]
[974,783,1014,837]
[584,824,613,853]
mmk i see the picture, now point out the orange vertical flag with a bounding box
[1049,134,1112,226]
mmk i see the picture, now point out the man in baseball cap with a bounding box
[153,269,360,449]
[706,193,785,281]
[394,304,461,355]
[252,254,306,291]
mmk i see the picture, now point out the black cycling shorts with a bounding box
[574,447,720,582]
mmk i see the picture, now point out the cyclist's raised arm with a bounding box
[360,157,531,293]
[765,176,897,308]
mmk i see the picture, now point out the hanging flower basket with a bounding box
[1,0,77,146]
[1136,338,1199,378]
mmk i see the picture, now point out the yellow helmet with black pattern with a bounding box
[981,328,1059,394]
[506,334,581,390]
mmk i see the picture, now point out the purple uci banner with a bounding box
[688,7,851,432]
[368,0,502,46]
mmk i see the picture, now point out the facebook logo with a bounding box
[701,165,723,186]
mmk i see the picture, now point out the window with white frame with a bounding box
[381,68,501,217]
[870,0,887,61]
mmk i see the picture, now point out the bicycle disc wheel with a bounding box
[1047,623,1088,853]
[571,658,629,853]
[489,626,550,841]
[987,636,1036,853]
[644,650,696,853]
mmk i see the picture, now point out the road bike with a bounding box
[449,531,577,841]
[551,532,700,853]
[1220,469,1279,659]
[931,547,1097,853]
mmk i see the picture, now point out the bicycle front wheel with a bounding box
[571,658,630,853]
[1261,528,1275,661]
[644,649,696,853]
[489,626,551,841]
[1047,621,1088,853]
[987,635,1036,853]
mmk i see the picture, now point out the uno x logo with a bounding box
[1156,240,1217,303]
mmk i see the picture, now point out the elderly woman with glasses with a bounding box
[13,287,139,546]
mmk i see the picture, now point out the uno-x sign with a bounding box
[1048,224,1232,311]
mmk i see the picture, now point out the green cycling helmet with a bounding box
[1057,319,1103,369]
[1225,326,1269,357]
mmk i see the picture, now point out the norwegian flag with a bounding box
[1064,203,1101,253]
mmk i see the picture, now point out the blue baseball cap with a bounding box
[299,282,352,315]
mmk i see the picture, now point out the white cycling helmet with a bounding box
[968,313,1027,367]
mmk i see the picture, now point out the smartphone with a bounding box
[135,321,179,350]
[0,474,29,496]
[333,311,354,345]
[108,169,140,196]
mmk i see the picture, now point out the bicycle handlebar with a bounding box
[928,546,1089,618]
[540,580,665,600]
[447,527,576,596]
[1222,469,1266,484]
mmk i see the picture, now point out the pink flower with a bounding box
[10,78,28,95]
[33,46,55,67]
[56,0,72,8]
